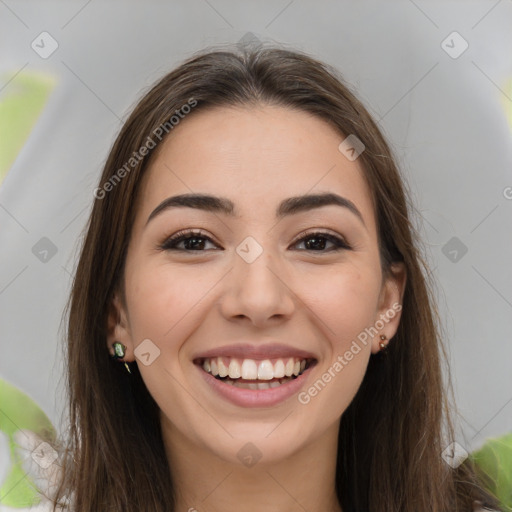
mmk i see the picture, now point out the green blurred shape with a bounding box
[0,71,56,186]
[471,432,512,512]
[0,377,56,507]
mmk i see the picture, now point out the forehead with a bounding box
[136,105,376,230]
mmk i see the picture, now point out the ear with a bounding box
[106,291,135,362]
[370,262,407,354]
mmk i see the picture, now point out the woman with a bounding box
[49,44,500,511]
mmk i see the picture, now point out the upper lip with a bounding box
[192,343,317,361]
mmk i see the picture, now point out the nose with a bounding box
[219,248,296,328]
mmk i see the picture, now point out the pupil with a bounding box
[185,237,205,250]
[305,236,326,250]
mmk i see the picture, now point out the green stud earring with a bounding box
[113,341,126,358]
[111,342,132,374]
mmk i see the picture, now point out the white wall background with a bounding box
[1,0,511,454]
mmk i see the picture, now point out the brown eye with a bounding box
[292,232,351,252]
[159,230,220,251]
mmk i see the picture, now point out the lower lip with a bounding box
[195,363,314,408]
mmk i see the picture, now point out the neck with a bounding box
[161,415,342,512]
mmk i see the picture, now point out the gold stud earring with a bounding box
[379,334,388,351]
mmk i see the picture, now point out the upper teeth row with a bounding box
[202,357,307,380]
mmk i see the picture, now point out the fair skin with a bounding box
[107,105,406,512]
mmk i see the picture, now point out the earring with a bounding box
[379,334,388,351]
[111,342,132,374]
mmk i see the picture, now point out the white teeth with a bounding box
[257,360,274,380]
[285,358,294,377]
[269,381,281,388]
[202,356,309,381]
[210,359,218,376]
[228,359,241,379]
[273,359,285,378]
[241,359,258,380]
[257,382,271,390]
[218,359,229,378]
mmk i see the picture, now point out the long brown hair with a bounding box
[51,43,500,511]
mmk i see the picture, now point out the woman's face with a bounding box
[108,105,405,466]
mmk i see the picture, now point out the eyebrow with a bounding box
[145,192,366,228]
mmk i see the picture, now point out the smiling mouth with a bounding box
[194,356,316,390]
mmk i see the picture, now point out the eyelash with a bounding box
[158,229,352,253]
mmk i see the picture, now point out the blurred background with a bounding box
[1,0,511,497]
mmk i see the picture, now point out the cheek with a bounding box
[294,263,380,402]
[123,262,214,433]
[125,260,214,342]
[298,262,382,348]
[292,269,379,426]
